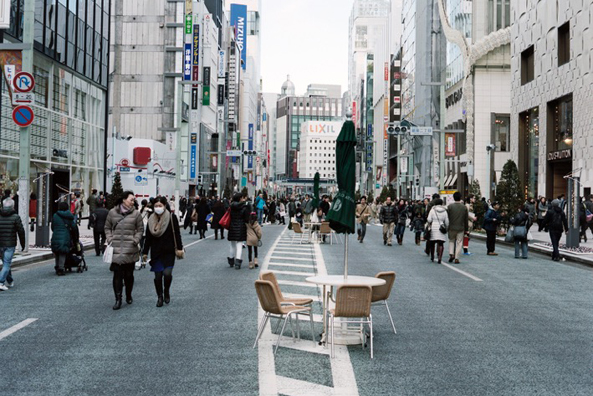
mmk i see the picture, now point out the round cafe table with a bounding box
[306,275,385,345]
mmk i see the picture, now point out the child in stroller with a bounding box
[65,226,88,273]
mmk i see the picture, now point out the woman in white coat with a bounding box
[427,198,449,263]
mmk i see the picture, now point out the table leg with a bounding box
[320,284,327,346]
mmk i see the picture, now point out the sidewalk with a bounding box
[13,223,95,268]
[471,226,593,267]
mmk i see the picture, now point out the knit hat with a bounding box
[551,199,560,207]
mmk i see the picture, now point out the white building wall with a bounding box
[299,121,342,179]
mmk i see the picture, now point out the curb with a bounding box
[470,232,593,268]
[12,243,96,269]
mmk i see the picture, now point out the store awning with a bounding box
[446,173,458,188]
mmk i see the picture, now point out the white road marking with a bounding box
[258,229,359,396]
[268,262,316,269]
[0,318,38,341]
[184,234,215,248]
[441,262,483,281]
[268,269,316,277]
[271,256,316,262]
[274,250,316,256]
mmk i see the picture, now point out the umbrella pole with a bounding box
[344,234,348,280]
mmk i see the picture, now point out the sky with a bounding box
[260,0,354,96]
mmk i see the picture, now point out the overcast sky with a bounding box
[260,0,354,96]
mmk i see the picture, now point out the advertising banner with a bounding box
[248,123,254,150]
[218,51,225,78]
[202,86,210,106]
[190,144,197,179]
[230,4,247,70]
[203,66,211,86]
[445,133,456,157]
[217,84,224,105]
[183,44,192,80]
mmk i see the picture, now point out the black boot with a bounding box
[164,276,172,304]
[154,279,164,307]
[228,257,235,267]
[125,277,134,305]
[221,231,225,240]
[215,230,218,240]
[235,259,242,269]
[113,294,122,310]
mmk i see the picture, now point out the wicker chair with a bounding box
[291,222,306,244]
[318,221,334,244]
[253,280,315,355]
[260,271,314,307]
[329,285,374,359]
[371,271,397,334]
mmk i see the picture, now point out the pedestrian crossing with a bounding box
[257,229,359,396]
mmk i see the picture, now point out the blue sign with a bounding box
[248,155,253,169]
[135,175,142,183]
[248,123,254,150]
[367,124,373,138]
[230,4,247,70]
[190,145,197,178]
[119,167,130,172]
[184,43,192,80]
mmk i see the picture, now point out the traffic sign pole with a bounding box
[17,0,35,254]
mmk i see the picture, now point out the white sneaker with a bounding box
[0,284,8,291]
[5,280,13,288]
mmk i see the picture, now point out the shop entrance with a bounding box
[546,160,571,199]
[51,170,70,215]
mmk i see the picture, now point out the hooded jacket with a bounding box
[51,210,77,253]
[105,205,144,264]
[0,208,26,249]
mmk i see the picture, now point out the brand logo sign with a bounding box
[547,149,572,162]
[230,4,247,70]
[446,88,463,109]
[218,51,225,78]
[308,123,337,134]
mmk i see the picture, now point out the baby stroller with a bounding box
[65,232,88,273]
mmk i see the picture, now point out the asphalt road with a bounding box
[2,222,593,396]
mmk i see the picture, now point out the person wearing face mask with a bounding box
[105,191,144,310]
[142,197,183,307]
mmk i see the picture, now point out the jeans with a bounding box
[514,240,529,258]
[549,231,562,259]
[0,246,15,284]
[357,222,367,240]
[94,230,106,256]
[486,230,496,253]
[257,208,264,225]
[54,253,67,271]
[395,224,406,236]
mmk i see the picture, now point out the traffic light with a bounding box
[415,178,420,186]
[387,123,408,135]
[197,174,203,184]
[243,150,257,156]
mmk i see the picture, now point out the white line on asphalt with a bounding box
[270,256,315,262]
[273,251,315,256]
[441,263,483,281]
[0,318,38,341]
[276,375,334,396]
[184,234,215,248]
[268,269,316,277]
[268,262,316,269]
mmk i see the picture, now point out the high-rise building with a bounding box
[510,1,592,199]
[276,76,342,179]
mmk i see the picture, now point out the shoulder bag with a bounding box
[505,226,515,243]
[437,212,448,234]
[103,217,124,264]
[219,208,231,230]
[172,219,185,259]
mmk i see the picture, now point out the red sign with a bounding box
[352,101,357,128]
[384,62,389,81]
[12,105,34,127]
[121,158,130,167]
[445,133,456,157]
[13,71,34,93]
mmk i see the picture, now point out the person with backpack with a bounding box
[543,199,568,261]
[510,205,532,259]
[246,212,262,269]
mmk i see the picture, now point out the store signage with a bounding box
[185,14,192,34]
[190,143,197,179]
[183,44,192,80]
[202,85,210,106]
[191,88,198,109]
[446,88,463,109]
[217,85,224,105]
[445,133,456,157]
[203,66,211,86]
[192,24,199,86]
[248,123,254,150]
[119,167,130,173]
[218,51,225,77]
[230,4,247,70]
[547,149,572,161]
[134,175,148,186]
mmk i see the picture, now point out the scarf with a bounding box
[148,209,171,238]
[120,204,131,214]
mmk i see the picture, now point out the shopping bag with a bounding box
[219,208,231,230]
[527,230,534,241]
[505,227,515,243]
[103,244,114,264]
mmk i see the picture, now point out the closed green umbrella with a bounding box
[325,119,356,278]
[312,172,320,209]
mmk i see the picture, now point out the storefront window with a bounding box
[519,107,539,198]
[549,94,573,150]
[492,113,510,152]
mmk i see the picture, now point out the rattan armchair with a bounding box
[260,271,314,307]
[371,271,397,334]
[291,222,306,244]
[329,284,374,359]
[318,221,335,244]
[253,280,316,355]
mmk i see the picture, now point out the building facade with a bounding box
[510,0,592,199]
[297,121,341,180]
[1,0,109,220]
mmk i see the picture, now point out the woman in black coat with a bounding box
[183,199,196,234]
[211,199,226,240]
[142,197,183,307]
[227,193,250,269]
[195,198,210,239]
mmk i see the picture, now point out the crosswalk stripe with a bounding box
[268,262,316,269]
[268,269,315,277]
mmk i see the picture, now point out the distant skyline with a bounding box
[260,0,354,95]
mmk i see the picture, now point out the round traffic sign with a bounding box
[121,158,130,167]
[12,105,34,127]
[13,71,35,93]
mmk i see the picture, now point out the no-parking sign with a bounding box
[12,105,34,127]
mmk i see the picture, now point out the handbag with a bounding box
[436,212,447,234]
[103,244,114,263]
[505,227,515,243]
[172,221,185,260]
[513,225,527,241]
[257,239,263,247]
[219,208,231,230]
[206,213,213,224]
[527,230,533,241]
[586,208,593,223]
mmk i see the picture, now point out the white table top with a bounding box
[306,275,385,287]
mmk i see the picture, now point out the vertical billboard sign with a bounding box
[247,123,254,169]
[190,133,198,179]
[218,51,225,78]
[445,133,456,157]
[183,44,192,80]
[230,4,247,70]
[192,24,199,84]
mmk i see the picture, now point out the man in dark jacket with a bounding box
[543,199,568,261]
[483,202,502,255]
[380,197,398,246]
[86,189,98,229]
[585,195,593,238]
[92,201,109,256]
[447,192,468,263]
[0,198,26,291]
[320,195,330,216]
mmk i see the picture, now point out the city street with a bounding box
[2,223,593,395]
